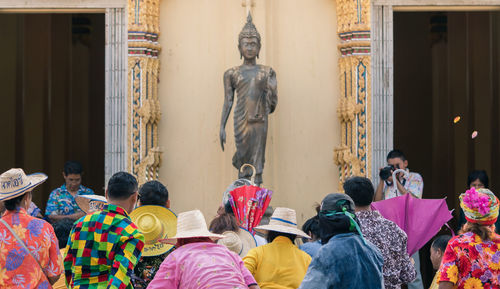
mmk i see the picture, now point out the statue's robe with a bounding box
[225,64,277,181]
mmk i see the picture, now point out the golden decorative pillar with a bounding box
[128,0,162,185]
[333,0,371,190]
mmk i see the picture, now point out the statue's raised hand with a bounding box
[220,128,226,151]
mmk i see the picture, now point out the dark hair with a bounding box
[431,235,452,253]
[302,215,320,240]
[53,218,75,248]
[107,172,138,200]
[4,194,27,211]
[467,170,489,188]
[344,176,375,206]
[224,201,235,215]
[64,161,83,175]
[460,222,494,241]
[266,230,296,243]
[139,181,169,206]
[209,213,240,234]
[387,149,406,161]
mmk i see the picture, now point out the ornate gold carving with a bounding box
[334,0,372,190]
[128,0,162,185]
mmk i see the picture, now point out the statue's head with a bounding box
[238,13,261,59]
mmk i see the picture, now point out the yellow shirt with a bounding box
[429,271,439,289]
[52,248,68,289]
[243,236,312,289]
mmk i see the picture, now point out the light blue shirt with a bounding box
[299,240,322,257]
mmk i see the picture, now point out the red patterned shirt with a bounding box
[0,208,62,289]
[439,232,500,289]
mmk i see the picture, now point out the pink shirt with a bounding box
[147,242,257,289]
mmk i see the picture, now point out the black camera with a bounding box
[379,165,396,181]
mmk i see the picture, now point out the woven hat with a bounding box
[75,195,107,214]
[160,210,225,245]
[130,205,177,256]
[0,168,47,201]
[460,188,499,225]
[254,207,310,239]
[218,228,257,257]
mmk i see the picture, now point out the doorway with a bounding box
[0,13,105,211]
[394,10,500,286]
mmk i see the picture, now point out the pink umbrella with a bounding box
[371,193,453,256]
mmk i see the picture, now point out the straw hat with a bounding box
[0,168,47,201]
[254,207,310,239]
[160,210,224,245]
[218,228,257,257]
[130,205,177,256]
[75,195,107,214]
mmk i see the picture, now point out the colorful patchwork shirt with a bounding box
[439,232,500,289]
[64,204,145,289]
[356,210,416,289]
[45,184,94,217]
[0,208,62,289]
[383,170,424,199]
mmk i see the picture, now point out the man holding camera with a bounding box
[374,149,423,201]
[374,149,424,289]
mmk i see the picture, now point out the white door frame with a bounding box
[0,0,128,182]
[370,0,500,181]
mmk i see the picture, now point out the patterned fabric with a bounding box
[460,188,499,225]
[439,232,500,288]
[299,240,322,257]
[64,204,145,289]
[45,184,94,217]
[356,210,416,289]
[28,201,43,218]
[148,242,257,289]
[298,232,384,289]
[132,252,170,289]
[243,236,311,289]
[383,170,423,200]
[0,208,62,288]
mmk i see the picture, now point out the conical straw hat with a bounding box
[0,168,47,201]
[160,210,224,245]
[254,207,310,239]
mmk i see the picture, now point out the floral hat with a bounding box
[460,187,499,225]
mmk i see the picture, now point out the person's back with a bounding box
[64,172,145,289]
[299,233,384,289]
[244,236,311,289]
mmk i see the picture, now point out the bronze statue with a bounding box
[220,14,278,186]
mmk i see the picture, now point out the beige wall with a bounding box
[158,0,340,225]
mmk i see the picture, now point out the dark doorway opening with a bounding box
[394,11,500,287]
[0,13,105,212]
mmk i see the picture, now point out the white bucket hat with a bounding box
[160,210,225,245]
[254,207,310,239]
[0,168,48,201]
[218,228,257,257]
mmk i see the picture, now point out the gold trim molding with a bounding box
[334,0,372,190]
[128,0,162,185]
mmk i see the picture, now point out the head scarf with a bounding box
[318,193,366,245]
[460,187,499,225]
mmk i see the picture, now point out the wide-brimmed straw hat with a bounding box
[130,205,177,256]
[218,228,257,257]
[0,168,47,201]
[160,210,224,245]
[75,195,107,214]
[254,207,310,239]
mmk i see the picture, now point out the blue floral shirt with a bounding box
[298,233,384,289]
[45,184,94,216]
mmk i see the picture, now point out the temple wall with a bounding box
[157,0,340,224]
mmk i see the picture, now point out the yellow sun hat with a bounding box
[130,205,177,257]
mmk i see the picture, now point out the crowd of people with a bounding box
[0,150,499,289]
